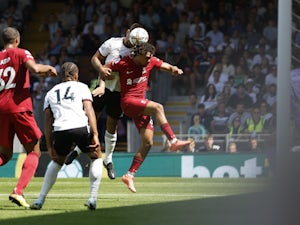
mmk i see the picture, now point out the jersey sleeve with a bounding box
[80,83,93,101]
[98,38,112,57]
[151,56,163,69]
[21,49,35,64]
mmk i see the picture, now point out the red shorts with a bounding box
[0,111,42,149]
[121,97,154,132]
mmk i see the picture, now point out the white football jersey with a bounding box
[44,81,92,131]
[99,37,131,92]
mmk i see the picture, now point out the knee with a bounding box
[144,140,153,149]
[154,103,164,114]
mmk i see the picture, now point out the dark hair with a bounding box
[204,83,217,101]
[129,23,142,31]
[132,42,156,56]
[61,62,79,80]
[1,27,19,45]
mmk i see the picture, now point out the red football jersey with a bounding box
[0,48,35,113]
[110,56,163,99]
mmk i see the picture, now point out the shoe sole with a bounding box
[9,195,29,208]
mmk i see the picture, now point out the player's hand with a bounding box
[89,134,100,150]
[40,67,57,77]
[92,86,105,97]
[172,66,183,76]
[48,67,58,77]
[100,67,113,80]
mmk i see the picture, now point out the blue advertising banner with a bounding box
[0,152,270,178]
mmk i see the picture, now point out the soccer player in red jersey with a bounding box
[109,42,191,192]
[0,27,57,208]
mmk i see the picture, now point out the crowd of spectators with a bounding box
[1,0,298,157]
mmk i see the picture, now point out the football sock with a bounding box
[160,123,176,141]
[104,131,117,165]
[37,160,61,202]
[89,158,103,201]
[14,151,39,195]
[128,156,144,175]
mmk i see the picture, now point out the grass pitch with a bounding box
[0,177,277,225]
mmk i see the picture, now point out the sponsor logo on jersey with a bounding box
[0,57,10,65]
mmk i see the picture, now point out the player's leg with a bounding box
[65,90,105,165]
[103,90,122,179]
[143,100,191,151]
[0,146,13,166]
[31,130,72,210]
[76,127,103,210]
[0,114,14,166]
[30,160,63,210]
[85,149,103,210]
[122,120,153,193]
[103,115,118,179]
[64,145,81,165]
[9,112,42,208]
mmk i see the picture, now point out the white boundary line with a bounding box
[0,193,224,198]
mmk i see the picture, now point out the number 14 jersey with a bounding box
[44,81,92,131]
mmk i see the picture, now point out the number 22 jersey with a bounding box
[0,48,34,113]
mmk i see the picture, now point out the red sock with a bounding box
[128,156,144,174]
[160,123,176,140]
[14,151,39,195]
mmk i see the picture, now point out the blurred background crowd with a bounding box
[1,0,299,155]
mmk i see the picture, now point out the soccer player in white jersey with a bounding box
[30,62,102,210]
[65,23,148,179]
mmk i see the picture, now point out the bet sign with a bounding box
[181,156,263,178]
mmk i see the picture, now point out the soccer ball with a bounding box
[129,27,149,46]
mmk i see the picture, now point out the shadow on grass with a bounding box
[0,190,291,225]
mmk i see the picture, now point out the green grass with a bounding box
[0,177,275,225]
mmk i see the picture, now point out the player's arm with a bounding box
[44,107,57,160]
[159,62,183,76]
[26,60,57,77]
[90,50,109,97]
[91,50,112,80]
[83,100,100,149]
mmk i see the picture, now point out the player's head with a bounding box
[132,42,156,66]
[1,27,20,47]
[61,62,79,81]
[124,23,147,47]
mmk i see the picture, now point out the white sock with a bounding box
[104,131,117,164]
[74,146,82,155]
[37,160,62,202]
[89,158,103,201]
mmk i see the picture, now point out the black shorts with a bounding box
[92,87,123,119]
[53,126,92,156]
